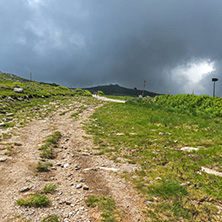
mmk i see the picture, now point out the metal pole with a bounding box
[30,70,32,82]
[143,80,146,97]
[212,78,218,97]
[213,81,215,97]
[134,87,138,97]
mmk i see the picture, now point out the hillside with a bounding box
[1,71,222,221]
[0,71,92,99]
[83,84,160,97]
[0,72,146,221]
[0,72,92,128]
[88,95,222,221]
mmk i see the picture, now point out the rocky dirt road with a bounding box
[0,97,146,222]
[92,95,126,103]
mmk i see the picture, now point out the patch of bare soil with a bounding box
[0,99,147,222]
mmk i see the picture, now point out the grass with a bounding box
[36,161,53,172]
[70,112,79,118]
[85,195,117,222]
[86,97,222,221]
[42,184,57,194]
[2,133,12,139]
[70,105,87,119]
[40,148,55,159]
[103,95,132,101]
[4,145,13,156]
[0,72,93,129]
[39,131,62,159]
[17,193,50,207]
[0,72,92,98]
[42,215,60,222]
[59,111,68,116]
[148,180,188,199]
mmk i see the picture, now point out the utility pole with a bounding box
[134,87,138,97]
[142,80,146,97]
[30,70,32,82]
[212,78,218,97]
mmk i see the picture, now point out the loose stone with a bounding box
[76,184,82,189]
[75,165,80,170]
[19,187,31,193]
[64,163,69,168]
[14,88,24,93]
[83,185,89,190]
[0,123,5,127]
[6,113,14,117]
[0,157,7,162]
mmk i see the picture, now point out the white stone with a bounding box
[76,184,82,189]
[201,167,222,177]
[181,147,199,152]
[116,133,124,136]
[14,88,24,93]
[0,157,7,162]
[99,167,119,172]
[64,163,69,168]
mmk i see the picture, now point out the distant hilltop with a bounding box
[83,84,160,97]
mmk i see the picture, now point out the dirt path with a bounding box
[0,98,146,222]
[92,95,126,103]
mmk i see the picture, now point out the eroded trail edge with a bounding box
[0,98,146,222]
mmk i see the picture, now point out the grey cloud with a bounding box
[1,0,222,95]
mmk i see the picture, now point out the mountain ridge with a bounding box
[83,84,160,97]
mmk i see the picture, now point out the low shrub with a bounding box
[85,195,117,221]
[36,161,52,172]
[127,94,222,117]
[39,131,62,159]
[17,193,50,207]
[42,215,60,222]
[42,184,57,194]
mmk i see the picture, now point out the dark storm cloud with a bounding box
[1,0,222,95]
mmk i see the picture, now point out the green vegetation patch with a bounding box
[129,94,222,117]
[97,91,105,96]
[59,111,68,116]
[36,161,53,172]
[86,95,222,221]
[70,105,87,119]
[0,72,92,99]
[42,184,57,194]
[0,72,93,129]
[39,131,62,159]
[85,195,117,222]
[103,95,132,101]
[74,88,92,97]
[42,214,60,222]
[17,193,50,207]
[148,180,188,199]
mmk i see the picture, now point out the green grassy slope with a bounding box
[87,95,222,221]
[0,72,92,98]
[128,94,222,117]
[0,72,92,129]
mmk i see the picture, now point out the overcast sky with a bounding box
[1,0,222,95]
